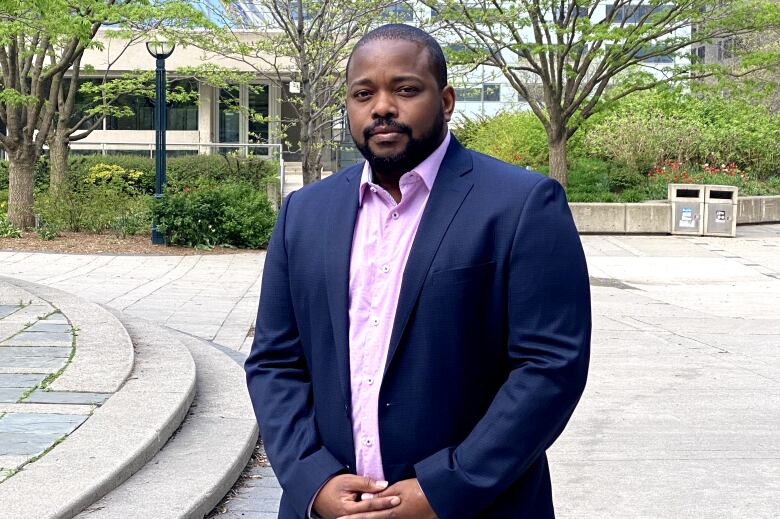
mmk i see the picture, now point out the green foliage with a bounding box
[166,155,278,190]
[84,163,147,192]
[452,111,549,169]
[36,224,59,241]
[0,217,22,238]
[34,179,152,235]
[64,154,278,194]
[67,155,155,193]
[586,89,780,180]
[153,181,276,249]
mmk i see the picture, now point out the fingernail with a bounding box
[377,480,388,489]
[361,493,375,500]
[390,496,401,506]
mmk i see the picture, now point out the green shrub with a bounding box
[153,181,276,249]
[0,217,22,238]
[36,223,59,241]
[0,188,7,214]
[607,167,646,192]
[455,111,549,170]
[585,89,780,180]
[166,155,278,190]
[84,163,145,192]
[35,179,152,234]
[67,155,155,193]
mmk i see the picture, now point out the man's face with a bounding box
[346,39,455,175]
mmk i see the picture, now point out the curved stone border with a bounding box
[0,310,196,518]
[569,195,780,234]
[78,320,258,518]
[0,277,133,393]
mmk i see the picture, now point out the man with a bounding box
[245,23,591,519]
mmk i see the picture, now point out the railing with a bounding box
[65,141,286,206]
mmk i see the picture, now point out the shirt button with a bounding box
[366,376,374,385]
[371,317,379,327]
[370,186,377,193]
[381,264,390,273]
[391,212,399,219]
[363,437,373,447]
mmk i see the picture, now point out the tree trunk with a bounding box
[49,135,71,194]
[7,151,37,230]
[301,139,322,186]
[548,134,569,187]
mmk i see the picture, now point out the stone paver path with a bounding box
[0,252,264,352]
[0,292,98,482]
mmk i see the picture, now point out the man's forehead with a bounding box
[348,39,430,80]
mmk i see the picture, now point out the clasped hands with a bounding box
[313,475,437,519]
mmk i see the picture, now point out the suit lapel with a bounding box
[325,164,362,405]
[384,139,475,375]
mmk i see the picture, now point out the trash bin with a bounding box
[704,185,738,237]
[668,184,704,235]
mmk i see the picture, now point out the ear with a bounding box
[441,85,456,123]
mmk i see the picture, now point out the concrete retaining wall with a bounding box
[737,196,780,225]
[569,195,780,234]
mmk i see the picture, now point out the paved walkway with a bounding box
[0,252,264,353]
[1,225,779,517]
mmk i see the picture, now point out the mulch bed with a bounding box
[0,232,253,256]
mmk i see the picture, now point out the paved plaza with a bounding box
[0,225,779,517]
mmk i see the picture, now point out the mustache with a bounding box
[363,119,412,140]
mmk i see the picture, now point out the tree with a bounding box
[0,0,206,229]
[422,0,780,186]
[192,0,407,185]
[47,46,152,193]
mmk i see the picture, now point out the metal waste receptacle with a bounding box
[668,184,704,235]
[704,185,738,237]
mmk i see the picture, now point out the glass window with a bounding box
[455,84,500,102]
[383,4,413,21]
[219,85,241,143]
[608,4,671,23]
[248,85,269,143]
[106,79,198,131]
[637,45,675,64]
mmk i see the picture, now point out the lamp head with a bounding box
[146,40,175,59]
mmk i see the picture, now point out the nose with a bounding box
[371,90,397,119]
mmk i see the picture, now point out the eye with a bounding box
[353,90,372,100]
[398,86,419,95]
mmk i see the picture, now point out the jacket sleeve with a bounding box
[245,191,346,517]
[414,176,591,519]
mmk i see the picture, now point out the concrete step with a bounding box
[0,297,196,518]
[281,170,334,197]
[78,322,258,519]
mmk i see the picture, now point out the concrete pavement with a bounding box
[1,225,779,517]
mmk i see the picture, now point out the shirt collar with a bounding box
[358,130,451,205]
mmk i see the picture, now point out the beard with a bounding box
[353,109,445,176]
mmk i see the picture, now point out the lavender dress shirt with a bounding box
[308,133,450,516]
[348,131,451,481]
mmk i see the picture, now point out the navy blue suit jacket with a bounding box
[245,137,591,519]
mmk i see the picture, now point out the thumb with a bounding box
[346,476,389,493]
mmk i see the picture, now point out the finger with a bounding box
[361,493,375,500]
[341,475,389,493]
[340,495,401,517]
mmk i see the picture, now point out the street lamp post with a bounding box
[146,40,175,245]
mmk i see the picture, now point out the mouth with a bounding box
[369,127,403,136]
[367,126,408,145]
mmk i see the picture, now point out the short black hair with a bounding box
[347,24,448,89]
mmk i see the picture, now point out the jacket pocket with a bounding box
[429,260,496,286]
